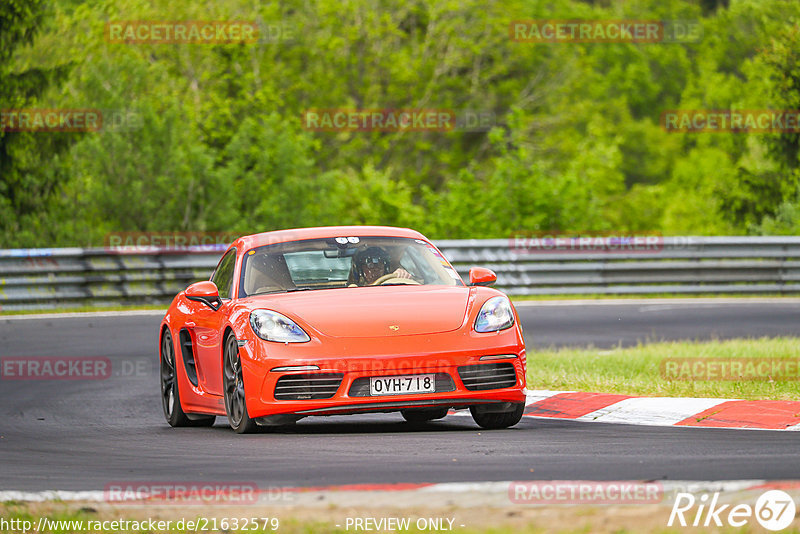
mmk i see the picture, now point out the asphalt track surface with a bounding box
[1,300,798,490]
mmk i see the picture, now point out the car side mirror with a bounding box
[468,267,497,287]
[185,281,222,311]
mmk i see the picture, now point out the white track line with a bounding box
[577,397,731,426]
[524,389,575,402]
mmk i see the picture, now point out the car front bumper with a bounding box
[239,329,527,419]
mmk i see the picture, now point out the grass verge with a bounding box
[527,337,800,400]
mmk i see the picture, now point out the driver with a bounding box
[354,246,412,285]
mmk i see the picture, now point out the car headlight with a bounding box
[250,310,310,343]
[474,296,515,333]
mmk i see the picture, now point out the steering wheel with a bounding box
[371,273,421,285]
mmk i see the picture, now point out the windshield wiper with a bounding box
[250,287,314,296]
[251,286,344,296]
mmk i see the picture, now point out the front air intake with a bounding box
[274,373,343,400]
[457,363,517,391]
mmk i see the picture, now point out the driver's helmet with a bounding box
[354,246,390,281]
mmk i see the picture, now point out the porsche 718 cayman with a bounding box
[159,226,527,433]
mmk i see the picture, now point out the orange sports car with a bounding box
[159,226,527,433]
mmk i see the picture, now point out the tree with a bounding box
[749,21,800,233]
[0,0,77,246]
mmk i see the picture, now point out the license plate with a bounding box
[369,374,435,396]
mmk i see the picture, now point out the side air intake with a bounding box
[178,329,199,387]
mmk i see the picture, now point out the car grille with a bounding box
[457,363,517,391]
[274,373,344,400]
[348,373,455,397]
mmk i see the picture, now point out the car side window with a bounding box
[210,249,236,299]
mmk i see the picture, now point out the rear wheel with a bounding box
[160,330,215,427]
[401,407,449,423]
[223,333,258,434]
[470,402,525,429]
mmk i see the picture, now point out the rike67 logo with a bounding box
[669,490,796,531]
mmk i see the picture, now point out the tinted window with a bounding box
[210,248,236,299]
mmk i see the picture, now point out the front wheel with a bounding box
[160,330,215,427]
[223,333,258,434]
[470,402,525,429]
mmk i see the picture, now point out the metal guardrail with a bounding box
[0,248,220,311]
[436,236,800,296]
[2,237,800,310]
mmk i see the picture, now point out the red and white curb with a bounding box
[514,390,800,431]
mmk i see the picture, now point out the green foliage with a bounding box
[3,0,800,246]
[0,0,77,245]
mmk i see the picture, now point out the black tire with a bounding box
[223,332,258,434]
[160,329,215,427]
[469,402,525,430]
[401,407,449,423]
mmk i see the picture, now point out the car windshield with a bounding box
[239,236,462,296]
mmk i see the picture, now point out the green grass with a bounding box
[527,337,800,400]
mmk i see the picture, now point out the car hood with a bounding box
[250,286,470,337]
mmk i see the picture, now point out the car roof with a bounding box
[233,226,428,250]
